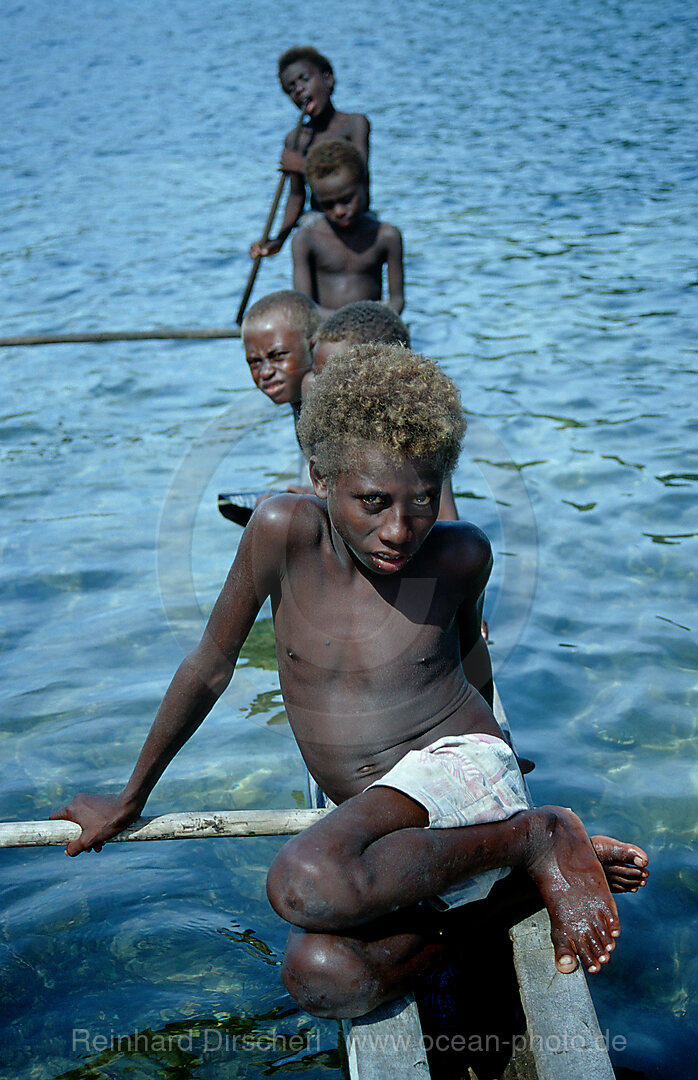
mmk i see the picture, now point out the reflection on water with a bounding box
[1,0,696,1078]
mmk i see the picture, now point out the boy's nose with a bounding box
[378,508,412,546]
[259,357,275,375]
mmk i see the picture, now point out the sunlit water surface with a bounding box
[1,2,696,1077]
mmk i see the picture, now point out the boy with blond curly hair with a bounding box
[54,346,648,1019]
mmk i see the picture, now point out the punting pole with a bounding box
[235,106,307,325]
[0,809,327,849]
[0,327,241,347]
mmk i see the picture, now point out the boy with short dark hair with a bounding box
[310,299,411,378]
[53,346,648,1020]
[241,289,320,424]
[249,47,370,260]
[293,140,404,318]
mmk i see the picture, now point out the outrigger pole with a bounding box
[0,809,327,849]
[0,327,241,347]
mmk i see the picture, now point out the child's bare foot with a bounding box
[523,806,622,975]
[591,835,649,893]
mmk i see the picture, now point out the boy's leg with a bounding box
[280,903,446,1019]
[267,786,647,991]
[279,864,549,1020]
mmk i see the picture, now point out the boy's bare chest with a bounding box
[274,560,454,672]
[312,224,381,274]
[300,120,355,155]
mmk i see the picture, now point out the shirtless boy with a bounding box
[242,289,320,424]
[293,140,404,318]
[307,300,411,390]
[301,302,458,521]
[249,47,370,260]
[53,346,648,1020]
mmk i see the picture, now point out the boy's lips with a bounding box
[369,551,411,572]
[262,380,285,397]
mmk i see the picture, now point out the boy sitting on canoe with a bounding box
[249,46,370,260]
[241,289,320,425]
[52,346,648,1019]
[293,140,404,318]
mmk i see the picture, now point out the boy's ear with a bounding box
[322,70,335,95]
[308,458,328,498]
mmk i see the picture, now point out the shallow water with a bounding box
[1,1,696,1077]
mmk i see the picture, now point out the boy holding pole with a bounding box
[248,47,369,263]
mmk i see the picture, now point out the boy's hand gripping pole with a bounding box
[236,109,307,326]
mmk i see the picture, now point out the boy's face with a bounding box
[280,61,333,117]
[312,169,365,231]
[310,445,443,575]
[243,319,312,406]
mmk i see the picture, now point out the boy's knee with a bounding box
[267,837,369,930]
[281,933,379,1019]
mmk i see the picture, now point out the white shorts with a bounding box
[369,733,532,909]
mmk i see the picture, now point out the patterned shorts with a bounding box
[369,733,532,909]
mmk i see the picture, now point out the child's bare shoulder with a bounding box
[429,520,493,582]
[296,213,333,247]
[340,111,370,137]
[376,221,403,247]
[248,492,326,549]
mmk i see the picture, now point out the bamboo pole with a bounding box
[0,809,327,849]
[0,327,241,347]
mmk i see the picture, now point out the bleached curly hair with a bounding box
[297,344,466,481]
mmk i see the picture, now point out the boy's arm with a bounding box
[249,130,307,258]
[348,113,370,163]
[51,508,283,855]
[250,173,306,258]
[450,526,494,707]
[383,225,405,314]
[291,228,317,305]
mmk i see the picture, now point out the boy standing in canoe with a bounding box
[53,346,647,1018]
[293,141,404,317]
[249,47,370,261]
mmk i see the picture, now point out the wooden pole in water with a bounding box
[235,108,307,326]
[0,327,241,347]
[0,809,327,849]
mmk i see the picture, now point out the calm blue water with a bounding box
[1,1,696,1077]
